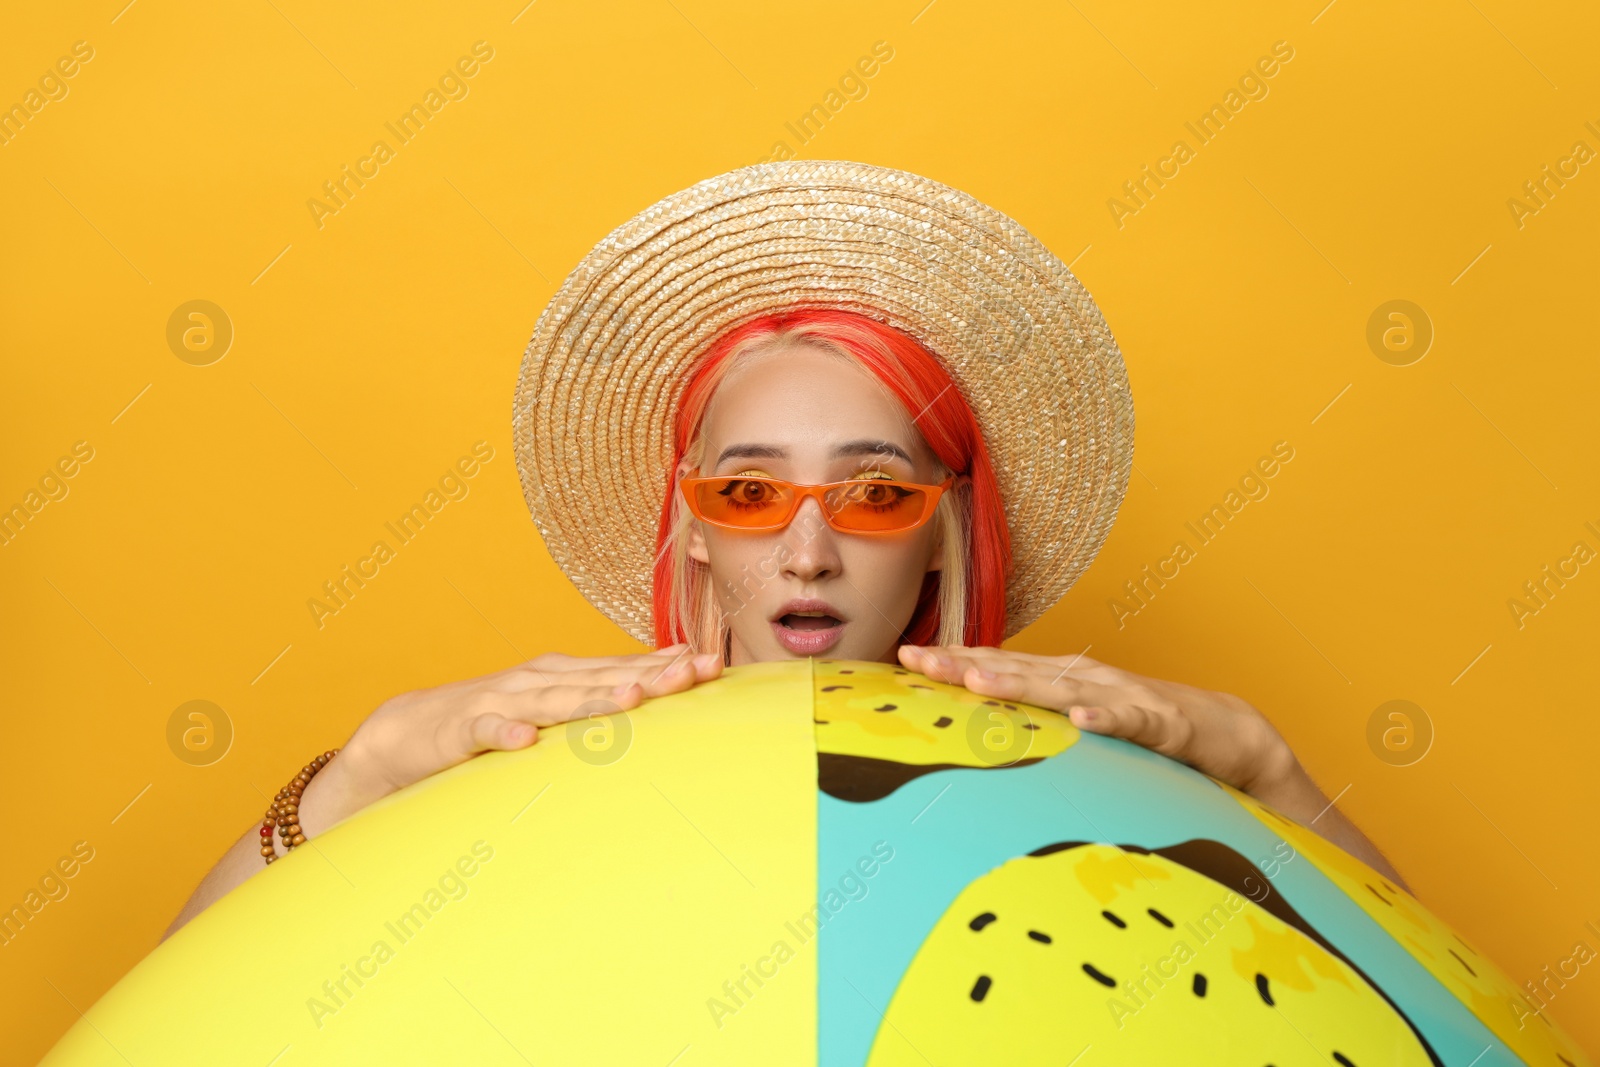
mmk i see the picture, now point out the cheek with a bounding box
[700,531,771,598]
[840,537,932,606]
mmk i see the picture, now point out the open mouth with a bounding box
[770,605,847,655]
[778,612,843,631]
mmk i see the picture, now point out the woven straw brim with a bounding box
[512,160,1134,645]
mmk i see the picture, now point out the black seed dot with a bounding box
[933,716,953,728]
[812,719,829,725]
[839,670,853,674]
[909,684,933,690]
[970,975,992,1002]
[1003,703,1017,710]
[1027,930,1052,944]
[968,912,997,931]
[1255,973,1274,1006]
[1192,973,1207,997]
[1022,723,1040,731]
[1447,948,1477,977]
[820,685,852,692]
[1558,1055,1575,1065]
[1147,908,1174,928]
[982,700,1000,706]
[1332,1053,1356,1067]
[1365,884,1393,906]
[873,703,898,712]
[894,670,908,675]
[1101,910,1126,929]
[1082,963,1116,988]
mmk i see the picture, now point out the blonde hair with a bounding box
[656,317,973,660]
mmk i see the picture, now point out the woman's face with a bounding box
[682,343,945,665]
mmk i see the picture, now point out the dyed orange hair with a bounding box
[651,308,1012,653]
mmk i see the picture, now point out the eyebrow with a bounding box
[715,439,913,467]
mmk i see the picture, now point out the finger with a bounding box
[464,712,539,753]
[960,668,1126,717]
[637,652,722,695]
[1066,705,1113,733]
[1075,700,1183,754]
[522,654,718,712]
[905,644,1064,672]
[520,645,692,673]
[691,651,724,682]
[904,645,1053,685]
[505,648,707,691]
[968,645,1106,678]
[508,658,705,690]
[900,645,974,684]
[502,684,645,728]
[897,644,945,678]
[918,644,1122,691]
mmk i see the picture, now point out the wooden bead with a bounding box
[263,749,337,865]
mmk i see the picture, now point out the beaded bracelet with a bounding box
[261,749,339,865]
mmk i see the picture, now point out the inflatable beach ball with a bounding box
[44,660,1589,1066]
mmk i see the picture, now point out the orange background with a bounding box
[2,0,1596,1061]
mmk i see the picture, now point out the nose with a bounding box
[779,495,843,583]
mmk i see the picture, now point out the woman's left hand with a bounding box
[897,644,1299,799]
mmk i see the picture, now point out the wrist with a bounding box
[1242,755,1320,818]
[295,745,390,836]
[1235,729,1305,807]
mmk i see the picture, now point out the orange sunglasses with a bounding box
[679,473,960,534]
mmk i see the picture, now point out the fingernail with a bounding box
[694,653,718,669]
[611,683,633,698]
[976,668,997,681]
[1076,706,1098,722]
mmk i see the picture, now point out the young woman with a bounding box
[167,163,1404,937]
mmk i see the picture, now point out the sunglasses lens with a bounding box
[689,477,937,532]
[693,478,794,527]
[824,481,931,532]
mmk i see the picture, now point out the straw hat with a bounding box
[511,159,1134,644]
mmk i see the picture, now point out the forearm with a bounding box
[1250,762,1410,893]
[162,826,265,940]
[162,755,378,939]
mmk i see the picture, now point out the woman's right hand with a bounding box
[163,645,720,939]
[313,644,724,825]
